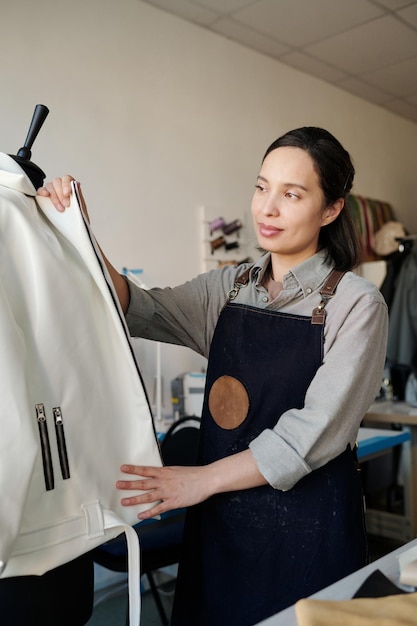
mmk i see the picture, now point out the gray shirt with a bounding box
[126,251,388,491]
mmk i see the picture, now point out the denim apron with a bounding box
[170,269,367,626]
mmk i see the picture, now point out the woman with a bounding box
[41,127,388,625]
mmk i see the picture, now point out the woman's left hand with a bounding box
[117,464,213,520]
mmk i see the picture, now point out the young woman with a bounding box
[40,127,388,626]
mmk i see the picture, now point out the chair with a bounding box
[93,416,201,625]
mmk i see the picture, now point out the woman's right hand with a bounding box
[37,174,76,210]
[38,175,128,310]
[37,176,90,222]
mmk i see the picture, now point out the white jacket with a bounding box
[0,153,161,624]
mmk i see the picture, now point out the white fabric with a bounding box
[0,154,162,626]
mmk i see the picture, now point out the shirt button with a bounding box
[262,296,268,302]
[306,287,312,294]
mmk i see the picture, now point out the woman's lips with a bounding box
[258,223,283,237]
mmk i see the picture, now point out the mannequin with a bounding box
[8,104,49,189]
[0,105,94,626]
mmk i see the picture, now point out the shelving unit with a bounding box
[200,205,254,273]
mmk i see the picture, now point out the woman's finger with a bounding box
[120,464,163,478]
[116,477,158,491]
[61,175,75,198]
[37,175,76,212]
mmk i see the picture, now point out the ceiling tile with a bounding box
[232,0,383,47]
[195,0,256,13]
[212,17,290,57]
[141,0,417,125]
[336,76,393,104]
[280,51,348,82]
[141,0,219,25]
[305,15,417,73]
[362,57,417,96]
[398,2,417,26]
[372,0,417,10]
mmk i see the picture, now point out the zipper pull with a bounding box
[53,406,63,425]
[53,407,71,480]
[35,403,54,491]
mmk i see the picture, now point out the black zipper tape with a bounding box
[35,403,54,491]
[53,407,71,480]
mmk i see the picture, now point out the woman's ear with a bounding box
[322,198,344,226]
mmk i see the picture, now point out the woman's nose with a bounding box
[261,194,280,216]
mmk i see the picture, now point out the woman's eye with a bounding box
[286,192,299,199]
[255,184,266,192]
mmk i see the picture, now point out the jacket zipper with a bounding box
[35,403,54,491]
[53,406,71,480]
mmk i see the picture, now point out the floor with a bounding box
[86,586,174,626]
[85,534,403,626]
[86,565,176,626]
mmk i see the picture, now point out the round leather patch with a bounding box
[208,375,250,430]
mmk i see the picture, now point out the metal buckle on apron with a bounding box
[227,286,240,301]
[227,267,251,302]
[311,296,330,325]
[311,269,345,325]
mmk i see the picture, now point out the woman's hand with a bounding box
[37,175,75,212]
[117,464,214,520]
[117,450,268,520]
[38,174,129,309]
[38,176,90,224]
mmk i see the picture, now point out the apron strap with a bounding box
[227,267,251,301]
[235,267,251,287]
[319,269,345,296]
[311,269,346,325]
[228,265,346,326]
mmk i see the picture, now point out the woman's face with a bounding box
[251,146,341,270]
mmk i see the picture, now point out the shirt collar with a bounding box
[251,250,335,295]
[290,251,334,296]
[251,253,271,286]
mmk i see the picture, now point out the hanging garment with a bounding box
[379,250,409,311]
[386,246,417,371]
[170,271,367,626]
[0,153,162,625]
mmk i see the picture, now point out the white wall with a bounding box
[2,0,417,411]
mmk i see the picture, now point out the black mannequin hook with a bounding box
[9,104,49,189]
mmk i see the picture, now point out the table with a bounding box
[357,427,410,462]
[256,537,417,625]
[362,401,417,542]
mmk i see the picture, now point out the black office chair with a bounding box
[93,416,201,625]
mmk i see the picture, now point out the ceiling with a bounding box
[141,0,417,125]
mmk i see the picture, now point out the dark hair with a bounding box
[263,127,361,271]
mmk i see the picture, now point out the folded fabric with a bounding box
[353,569,407,598]
[295,591,417,625]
